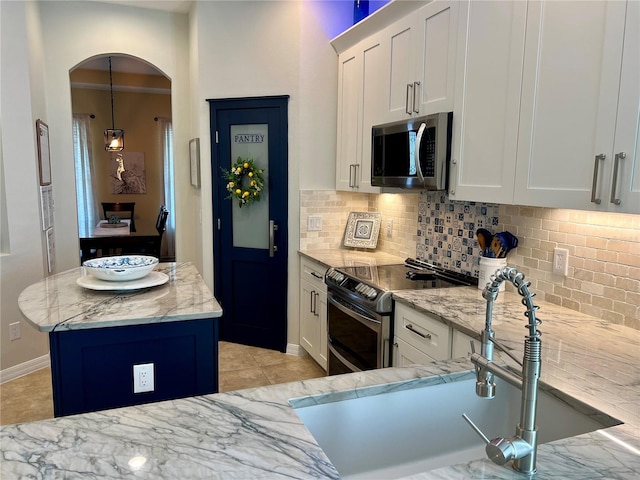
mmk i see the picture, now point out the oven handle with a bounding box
[328,342,363,373]
[327,292,382,327]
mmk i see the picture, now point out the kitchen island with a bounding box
[2,271,639,478]
[17,262,222,417]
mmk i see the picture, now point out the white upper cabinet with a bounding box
[336,46,362,191]
[449,0,527,204]
[335,35,386,193]
[514,0,639,213]
[450,0,638,213]
[383,0,459,123]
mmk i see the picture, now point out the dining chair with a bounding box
[102,202,136,232]
[156,205,169,236]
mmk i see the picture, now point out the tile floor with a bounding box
[0,341,326,426]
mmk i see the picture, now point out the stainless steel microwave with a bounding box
[371,112,452,190]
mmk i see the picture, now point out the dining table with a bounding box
[79,218,161,264]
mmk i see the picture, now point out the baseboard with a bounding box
[285,343,307,357]
[0,354,50,384]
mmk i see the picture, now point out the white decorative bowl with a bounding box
[82,255,159,282]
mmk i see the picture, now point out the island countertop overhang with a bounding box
[18,262,222,332]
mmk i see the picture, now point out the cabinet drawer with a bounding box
[394,302,450,361]
[300,257,327,292]
[451,329,480,360]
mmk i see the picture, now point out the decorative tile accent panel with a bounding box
[416,192,500,276]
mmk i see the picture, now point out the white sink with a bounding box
[292,375,620,479]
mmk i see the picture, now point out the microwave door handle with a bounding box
[415,122,426,185]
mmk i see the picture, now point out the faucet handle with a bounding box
[461,413,489,444]
[462,414,531,466]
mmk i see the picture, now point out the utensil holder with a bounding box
[478,257,507,291]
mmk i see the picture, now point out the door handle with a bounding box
[610,152,625,206]
[406,323,432,340]
[310,290,316,315]
[413,81,420,114]
[406,83,413,115]
[350,163,359,188]
[590,154,606,204]
[415,122,427,185]
[269,220,278,257]
[314,292,320,316]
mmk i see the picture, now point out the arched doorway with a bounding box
[69,54,175,261]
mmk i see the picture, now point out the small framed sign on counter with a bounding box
[189,138,200,188]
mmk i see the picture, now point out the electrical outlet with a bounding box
[9,322,21,341]
[133,363,154,393]
[553,248,569,276]
[386,219,393,237]
[307,216,322,231]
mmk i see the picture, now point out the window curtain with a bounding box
[73,114,98,238]
[157,117,175,259]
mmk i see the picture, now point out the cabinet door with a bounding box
[358,33,386,193]
[449,0,526,204]
[317,293,328,370]
[393,336,437,367]
[385,17,415,122]
[451,329,480,360]
[336,47,362,191]
[609,0,639,214]
[514,0,626,209]
[413,0,459,116]
[299,278,318,356]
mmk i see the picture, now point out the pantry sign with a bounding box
[234,133,264,144]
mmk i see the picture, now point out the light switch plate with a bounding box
[307,216,322,231]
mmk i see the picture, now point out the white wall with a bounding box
[0,1,50,371]
[193,0,338,348]
[1,0,343,373]
[37,0,193,273]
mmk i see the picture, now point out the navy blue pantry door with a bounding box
[209,96,289,352]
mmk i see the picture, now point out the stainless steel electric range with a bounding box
[324,258,477,375]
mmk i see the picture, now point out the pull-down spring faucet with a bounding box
[463,266,541,474]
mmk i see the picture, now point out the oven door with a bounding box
[326,291,390,375]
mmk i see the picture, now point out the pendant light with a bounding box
[104,56,124,151]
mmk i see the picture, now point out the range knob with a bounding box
[327,269,345,283]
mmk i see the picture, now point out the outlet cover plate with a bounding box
[553,248,569,276]
[133,363,155,393]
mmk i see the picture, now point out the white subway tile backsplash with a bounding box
[300,190,639,330]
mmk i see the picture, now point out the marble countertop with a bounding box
[299,248,405,269]
[18,262,222,332]
[3,268,639,478]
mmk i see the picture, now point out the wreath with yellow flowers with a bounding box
[222,157,265,207]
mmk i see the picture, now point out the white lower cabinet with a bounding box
[394,302,451,361]
[451,328,480,360]
[299,257,328,370]
[393,301,480,366]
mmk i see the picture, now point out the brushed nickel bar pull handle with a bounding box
[353,163,359,188]
[406,323,431,340]
[610,152,625,205]
[314,292,320,316]
[349,164,356,188]
[310,271,323,280]
[310,290,315,315]
[590,154,606,204]
[406,83,413,115]
[413,81,421,113]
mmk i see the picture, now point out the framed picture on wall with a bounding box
[36,119,52,186]
[190,138,200,188]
